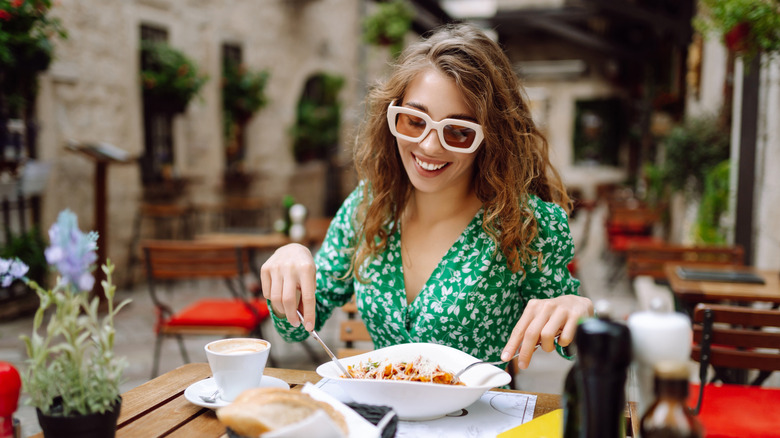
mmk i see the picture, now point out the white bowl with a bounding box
[316,342,511,420]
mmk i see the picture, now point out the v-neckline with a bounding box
[396,207,483,308]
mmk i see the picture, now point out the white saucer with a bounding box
[184,376,290,409]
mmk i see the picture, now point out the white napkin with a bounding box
[259,383,384,438]
[261,410,345,438]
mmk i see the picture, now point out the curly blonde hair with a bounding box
[351,23,570,278]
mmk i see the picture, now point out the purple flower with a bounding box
[0,258,29,287]
[45,209,99,292]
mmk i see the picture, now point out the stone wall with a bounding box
[35,0,366,284]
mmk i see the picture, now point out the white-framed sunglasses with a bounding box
[386,101,484,153]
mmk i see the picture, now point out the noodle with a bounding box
[344,355,465,385]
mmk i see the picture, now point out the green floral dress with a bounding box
[269,185,580,363]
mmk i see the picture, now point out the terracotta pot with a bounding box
[36,396,122,438]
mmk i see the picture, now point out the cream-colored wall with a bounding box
[753,58,780,269]
[685,33,780,265]
[35,0,365,284]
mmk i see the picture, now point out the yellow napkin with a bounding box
[497,409,562,438]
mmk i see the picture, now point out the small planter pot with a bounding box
[36,396,122,438]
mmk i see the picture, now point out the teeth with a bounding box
[415,156,446,171]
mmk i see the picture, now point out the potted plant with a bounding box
[1,209,130,438]
[290,73,344,162]
[363,0,414,57]
[222,59,269,179]
[140,40,208,114]
[695,0,780,62]
[0,0,67,118]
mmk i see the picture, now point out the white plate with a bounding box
[316,342,511,420]
[184,375,290,409]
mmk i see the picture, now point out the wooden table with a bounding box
[30,363,637,437]
[665,263,780,313]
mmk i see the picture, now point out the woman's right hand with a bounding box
[260,243,317,331]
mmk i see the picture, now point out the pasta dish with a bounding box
[344,355,464,385]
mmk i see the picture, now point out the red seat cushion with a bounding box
[687,383,780,437]
[165,298,270,331]
[608,235,663,252]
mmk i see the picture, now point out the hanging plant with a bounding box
[363,0,414,57]
[139,41,208,114]
[695,0,780,62]
[222,60,269,138]
[0,0,67,117]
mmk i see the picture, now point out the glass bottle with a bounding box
[640,360,704,438]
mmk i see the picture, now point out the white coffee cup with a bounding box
[205,338,271,402]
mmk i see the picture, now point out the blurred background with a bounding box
[2,0,779,435]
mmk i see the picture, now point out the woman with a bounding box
[261,23,592,370]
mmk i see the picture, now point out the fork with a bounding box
[453,351,524,379]
[455,337,556,379]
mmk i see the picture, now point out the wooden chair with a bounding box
[143,240,271,378]
[337,296,373,358]
[626,243,744,283]
[689,303,780,436]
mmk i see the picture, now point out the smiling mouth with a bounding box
[414,155,447,171]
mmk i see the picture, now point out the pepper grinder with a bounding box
[0,362,21,438]
[563,301,632,438]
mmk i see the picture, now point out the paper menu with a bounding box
[315,379,536,438]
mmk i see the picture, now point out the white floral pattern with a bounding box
[270,185,580,363]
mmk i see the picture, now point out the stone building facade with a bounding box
[35,0,370,284]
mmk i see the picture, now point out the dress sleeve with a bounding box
[269,185,362,342]
[519,197,581,359]
[520,196,581,300]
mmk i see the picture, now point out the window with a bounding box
[139,25,174,186]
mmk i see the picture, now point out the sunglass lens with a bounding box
[442,124,477,149]
[396,113,427,138]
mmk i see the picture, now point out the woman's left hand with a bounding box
[502,295,593,369]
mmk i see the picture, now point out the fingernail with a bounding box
[292,320,300,327]
[305,321,313,331]
[501,351,509,361]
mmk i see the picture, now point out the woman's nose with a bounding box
[419,128,443,152]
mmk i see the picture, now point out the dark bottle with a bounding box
[563,302,632,438]
[640,361,704,438]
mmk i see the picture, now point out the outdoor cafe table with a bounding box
[664,263,780,314]
[29,362,639,437]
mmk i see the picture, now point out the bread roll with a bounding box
[216,387,348,437]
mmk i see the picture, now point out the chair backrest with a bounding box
[143,239,248,280]
[691,303,780,412]
[142,240,250,309]
[337,295,373,358]
[626,243,744,281]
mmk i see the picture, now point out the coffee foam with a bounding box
[208,339,268,355]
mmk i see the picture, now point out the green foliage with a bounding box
[222,60,270,143]
[222,61,270,123]
[21,260,131,416]
[695,0,780,62]
[291,73,344,162]
[694,160,731,244]
[660,115,730,195]
[0,227,47,287]
[0,0,67,116]
[140,41,208,112]
[363,0,414,57]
